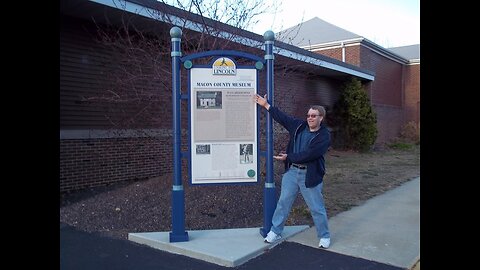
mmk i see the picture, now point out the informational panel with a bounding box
[190,57,257,184]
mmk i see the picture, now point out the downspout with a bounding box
[341,42,345,62]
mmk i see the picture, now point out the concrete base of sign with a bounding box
[128,225,309,267]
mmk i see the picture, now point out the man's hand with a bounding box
[254,94,270,110]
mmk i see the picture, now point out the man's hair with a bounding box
[309,105,326,117]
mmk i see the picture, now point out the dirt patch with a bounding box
[60,145,420,240]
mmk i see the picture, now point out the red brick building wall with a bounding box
[359,46,403,107]
[267,71,343,151]
[60,16,181,192]
[317,48,341,60]
[404,64,420,126]
[59,136,173,192]
[372,105,404,144]
[345,45,361,66]
[312,43,420,145]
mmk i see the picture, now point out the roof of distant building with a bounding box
[387,44,420,61]
[277,17,361,47]
[277,17,419,63]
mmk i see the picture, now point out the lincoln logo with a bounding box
[212,57,236,75]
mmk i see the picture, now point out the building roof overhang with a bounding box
[61,0,375,81]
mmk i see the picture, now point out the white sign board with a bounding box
[190,57,258,184]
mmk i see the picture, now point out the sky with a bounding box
[248,0,420,48]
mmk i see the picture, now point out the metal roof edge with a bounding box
[361,39,412,64]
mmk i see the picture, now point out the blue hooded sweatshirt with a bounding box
[268,106,331,188]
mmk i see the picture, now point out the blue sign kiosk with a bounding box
[169,26,276,242]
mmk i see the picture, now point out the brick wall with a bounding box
[60,135,173,192]
[372,104,404,145]
[360,45,403,107]
[404,64,420,125]
[312,43,418,145]
[265,70,342,151]
[316,48,341,61]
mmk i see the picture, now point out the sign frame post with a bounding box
[169,26,189,242]
[259,30,277,237]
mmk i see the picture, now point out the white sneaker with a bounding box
[264,230,282,243]
[319,238,330,249]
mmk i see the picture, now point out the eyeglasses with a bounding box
[306,114,320,118]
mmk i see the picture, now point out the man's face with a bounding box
[306,109,323,130]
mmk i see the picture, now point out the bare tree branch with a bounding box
[82,0,310,132]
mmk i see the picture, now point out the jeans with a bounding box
[270,166,330,239]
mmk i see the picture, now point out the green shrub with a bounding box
[332,77,378,152]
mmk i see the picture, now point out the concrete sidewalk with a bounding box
[289,176,420,269]
[127,177,420,269]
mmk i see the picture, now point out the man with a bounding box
[242,144,250,163]
[254,93,331,249]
